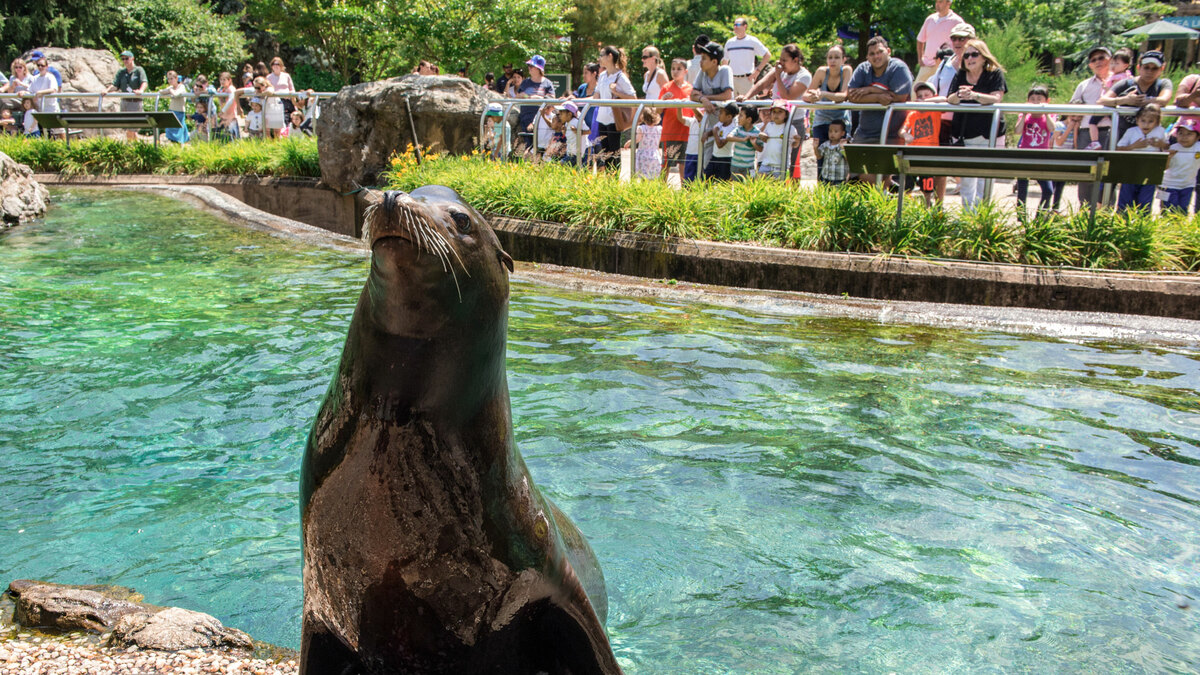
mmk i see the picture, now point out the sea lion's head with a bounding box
[362,186,514,338]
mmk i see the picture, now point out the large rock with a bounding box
[9,580,148,632]
[110,607,253,652]
[0,153,50,224]
[318,74,496,193]
[7,580,252,652]
[21,47,121,115]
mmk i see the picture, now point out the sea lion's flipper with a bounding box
[300,617,364,675]
[548,499,609,623]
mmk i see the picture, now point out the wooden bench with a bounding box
[844,145,1168,222]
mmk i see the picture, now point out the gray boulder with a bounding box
[7,580,252,652]
[9,580,147,632]
[110,607,253,652]
[318,74,496,193]
[21,47,121,115]
[0,152,50,224]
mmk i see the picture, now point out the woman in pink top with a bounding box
[1014,85,1056,216]
[266,57,295,139]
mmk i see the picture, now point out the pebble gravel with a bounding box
[0,632,297,675]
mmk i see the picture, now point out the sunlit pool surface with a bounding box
[2,189,1198,672]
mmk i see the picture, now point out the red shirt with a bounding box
[659,81,693,142]
[902,110,941,146]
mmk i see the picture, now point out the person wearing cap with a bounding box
[27,51,62,88]
[723,18,770,97]
[690,41,734,169]
[1100,50,1173,139]
[554,101,587,165]
[915,0,963,82]
[1069,46,1114,203]
[515,54,556,155]
[1160,117,1200,213]
[495,64,514,94]
[26,55,61,138]
[108,50,148,141]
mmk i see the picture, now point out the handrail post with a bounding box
[1101,109,1120,207]
[501,102,515,161]
[478,106,488,155]
[784,104,800,180]
[983,108,1002,201]
[577,103,591,169]
[878,104,893,188]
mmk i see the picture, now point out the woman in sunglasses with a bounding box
[641,46,668,101]
[947,38,1007,211]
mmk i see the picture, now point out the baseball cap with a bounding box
[1176,118,1200,133]
[914,81,936,94]
[1087,46,1112,59]
[29,50,44,60]
[949,23,975,39]
[525,54,546,71]
[701,42,724,61]
[560,101,579,116]
[120,50,134,58]
[768,99,788,111]
[1140,50,1165,67]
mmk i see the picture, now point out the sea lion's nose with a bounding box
[382,190,409,214]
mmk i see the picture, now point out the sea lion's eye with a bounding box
[451,212,471,233]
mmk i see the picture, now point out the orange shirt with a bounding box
[902,110,941,146]
[659,81,693,143]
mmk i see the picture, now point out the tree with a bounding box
[0,0,121,66]
[109,0,249,83]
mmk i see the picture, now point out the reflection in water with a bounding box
[0,190,1197,673]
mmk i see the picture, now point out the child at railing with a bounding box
[247,99,264,139]
[705,102,738,180]
[1116,102,1168,212]
[758,101,799,179]
[634,107,663,178]
[556,102,586,165]
[899,82,941,205]
[1159,118,1200,214]
[816,119,849,185]
[21,97,38,137]
[1013,85,1056,216]
[682,113,702,181]
[728,105,761,178]
[190,100,209,138]
[541,105,566,161]
[0,108,16,135]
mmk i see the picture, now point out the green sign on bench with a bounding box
[844,145,1169,222]
[33,111,184,148]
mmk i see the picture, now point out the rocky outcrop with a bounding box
[317,75,496,193]
[0,152,50,224]
[20,47,121,115]
[110,607,253,652]
[6,580,252,653]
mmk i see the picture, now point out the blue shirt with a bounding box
[847,57,913,140]
[517,77,556,130]
[575,83,598,129]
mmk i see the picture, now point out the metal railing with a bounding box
[3,90,336,142]
[482,97,1176,199]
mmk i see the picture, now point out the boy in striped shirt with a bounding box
[728,105,763,177]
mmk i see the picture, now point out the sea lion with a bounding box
[299,186,622,675]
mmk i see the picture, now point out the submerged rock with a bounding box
[317,74,496,193]
[0,153,50,224]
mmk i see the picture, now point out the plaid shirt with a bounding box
[820,141,849,181]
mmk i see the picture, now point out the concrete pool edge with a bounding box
[38,174,1200,325]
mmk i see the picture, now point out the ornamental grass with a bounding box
[385,154,1200,272]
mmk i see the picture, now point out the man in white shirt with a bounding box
[915,0,963,82]
[27,61,61,138]
[723,18,769,97]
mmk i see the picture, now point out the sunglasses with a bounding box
[950,36,968,41]
[963,51,981,58]
[1089,55,1110,63]
[642,54,653,58]
[734,22,746,26]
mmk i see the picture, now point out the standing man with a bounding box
[515,54,555,154]
[690,42,735,170]
[1069,46,1113,204]
[723,18,770,98]
[1100,50,1173,138]
[915,0,963,82]
[107,50,147,141]
[839,36,912,185]
[27,56,61,138]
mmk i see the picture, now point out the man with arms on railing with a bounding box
[690,42,735,171]
[108,50,147,141]
[1099,50,1173,139]
[839,36,912,185]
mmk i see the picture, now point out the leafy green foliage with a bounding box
[0,136,320,177]
[381,155,1200,271]
[109,0,249,83]
[0,0,121,67]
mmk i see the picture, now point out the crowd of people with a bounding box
[0,50,321,143]
[481,0,1200,217]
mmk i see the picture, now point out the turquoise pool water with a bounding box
[2,189,1198,672]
